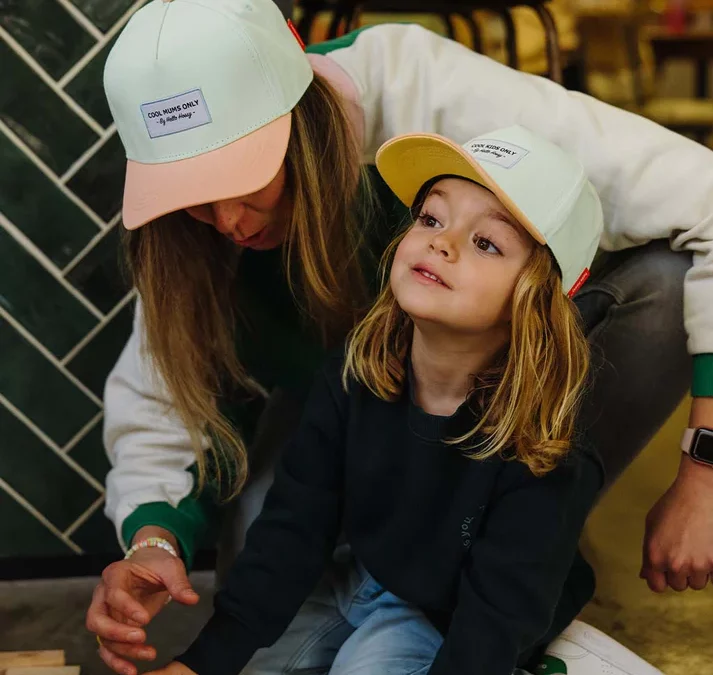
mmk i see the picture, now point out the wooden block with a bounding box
[6,668,79,675]
[0,653,65,673]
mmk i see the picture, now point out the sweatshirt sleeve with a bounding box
[429,444,604,675]
[103,300,264,570]
[175,358,348,675]
[325,23,713,393]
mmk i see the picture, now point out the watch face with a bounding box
[692,428,713,464]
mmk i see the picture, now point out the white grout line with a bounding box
[0,477,84,555]
[62,213,122,277]
[0,25,104,136]
[0,305,104,409]
[54,0,105,41]
[61,289,137,366]
[0,394,66,454]
[63,494,106,538]
[0,394,105,494]
[60,125,116,184]
[0,120,107,230]
[58,0,150,88]
[0,212,105,321]
[62,410,104,455]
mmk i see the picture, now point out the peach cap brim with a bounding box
[121,113,292,230]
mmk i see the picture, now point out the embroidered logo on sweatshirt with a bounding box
[460,516,474,548]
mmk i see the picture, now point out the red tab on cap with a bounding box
[287,19,306,51]
[567,268,590,298]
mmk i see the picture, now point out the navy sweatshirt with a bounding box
[177,352,604,675]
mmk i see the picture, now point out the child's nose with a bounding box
[430,232,458,261]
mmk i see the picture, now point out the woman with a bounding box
[87,0,713,673]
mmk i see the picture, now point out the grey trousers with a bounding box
[216,240,692,581]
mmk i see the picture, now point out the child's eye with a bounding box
[474,236,501,255]
[418,212,441,229]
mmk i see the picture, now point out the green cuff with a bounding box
[305,25,376,55]
[693,354,713,398]
[121,497,211,572]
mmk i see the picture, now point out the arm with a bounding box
[430,445,604,675]
[103,300,215,570]
[641,396,713,592]
[92,301,266,675]
[175,359,348,675]
[104,299,268,567]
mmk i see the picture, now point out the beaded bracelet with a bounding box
[124,536,179,561]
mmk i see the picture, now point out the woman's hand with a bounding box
[145,661,198,675]
[86,528,200,675]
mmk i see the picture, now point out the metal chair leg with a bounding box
[346,3,363,31]
[459,11,483,52]
[499,8,519,71]
[327,1,351,38]
[441,13,457,40]
[296,1,323,43]
[534,2,562,83]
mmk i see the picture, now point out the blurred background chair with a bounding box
[577,0,713,144]
[295,0,570,82]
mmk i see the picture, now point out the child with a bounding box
[148,127,649,675]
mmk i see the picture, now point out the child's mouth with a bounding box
[412,266,450,288]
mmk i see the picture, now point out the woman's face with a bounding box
[390,178,536,334]
[185,162,290,250]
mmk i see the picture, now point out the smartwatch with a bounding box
[681,427,713,466]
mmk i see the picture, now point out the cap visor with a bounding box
[375,133,546,245]
[121,113,292,230]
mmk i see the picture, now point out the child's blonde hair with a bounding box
[343,216,590,477]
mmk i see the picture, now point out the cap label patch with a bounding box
[465,138,529,169]
[140,88,212,139]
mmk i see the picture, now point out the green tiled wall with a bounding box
[0,0,146,558]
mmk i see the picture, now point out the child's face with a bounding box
[391,178,535,334]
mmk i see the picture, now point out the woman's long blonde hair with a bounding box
[124,74,370,496]
[344,214,590,477]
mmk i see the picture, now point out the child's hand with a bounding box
[145,661,198,675]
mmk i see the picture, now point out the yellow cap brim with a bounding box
[375,133,546,245]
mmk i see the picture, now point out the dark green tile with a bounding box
[0,487,73,557]
[0,317,100,445]
[1,0,96,79]
[0,41,98,174]
[65,36,118,128]
[66,302,134,397]
[71,504,122,555]
[67,133,125,221]
[69,0,139,32]
[0,406,101,531]
[66,225,131,313]
[68,423,110,482]
[0,227,98,356]
[0,132,99,267]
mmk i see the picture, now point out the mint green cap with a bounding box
[103,0,313,229]
[376,125,604,296]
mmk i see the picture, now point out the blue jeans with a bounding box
[242,551,531,675]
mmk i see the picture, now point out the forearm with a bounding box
[688,396,713,428]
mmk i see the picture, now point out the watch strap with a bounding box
[681,428,695,455]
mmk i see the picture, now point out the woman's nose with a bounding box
[212,200,246,237]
